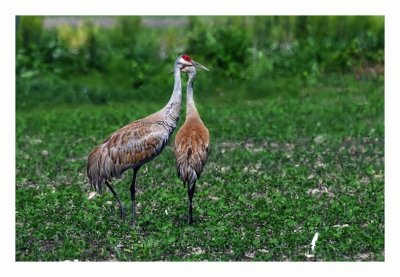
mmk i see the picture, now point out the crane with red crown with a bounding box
[86,54,208,226]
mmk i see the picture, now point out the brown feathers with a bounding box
[87,113,172,193]
[175,114,210,186]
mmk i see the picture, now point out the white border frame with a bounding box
[2,1,398,276]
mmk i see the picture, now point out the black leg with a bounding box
[105,181,126,220]
[188,181,196,224]
[130,167,140,227]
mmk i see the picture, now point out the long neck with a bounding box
[162,65,182,119]
[186,75,198,116]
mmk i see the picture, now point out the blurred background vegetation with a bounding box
[16,16,384,109]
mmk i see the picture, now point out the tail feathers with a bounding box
[87,146,106,193]
[176,159,198,187]
[87,145,125,193]
[186,167,198,187]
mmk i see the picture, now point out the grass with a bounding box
[15,74,384,261]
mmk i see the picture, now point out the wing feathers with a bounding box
[87,119,171,193]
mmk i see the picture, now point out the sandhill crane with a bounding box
[175,65,210,224]
[87,54,209,226]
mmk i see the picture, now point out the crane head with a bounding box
[176,54,210,72]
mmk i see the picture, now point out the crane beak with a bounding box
[192,61,210,71]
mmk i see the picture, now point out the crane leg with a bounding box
[187,181,196,224]
[130,167,141,227]
[105,181,126,220]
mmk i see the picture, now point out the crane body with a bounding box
[175,65,210,224]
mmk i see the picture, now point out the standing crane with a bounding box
[175,64,210,224]
[87,55,209,226]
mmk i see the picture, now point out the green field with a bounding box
[16,74,384,261]
[15,15,384,261]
